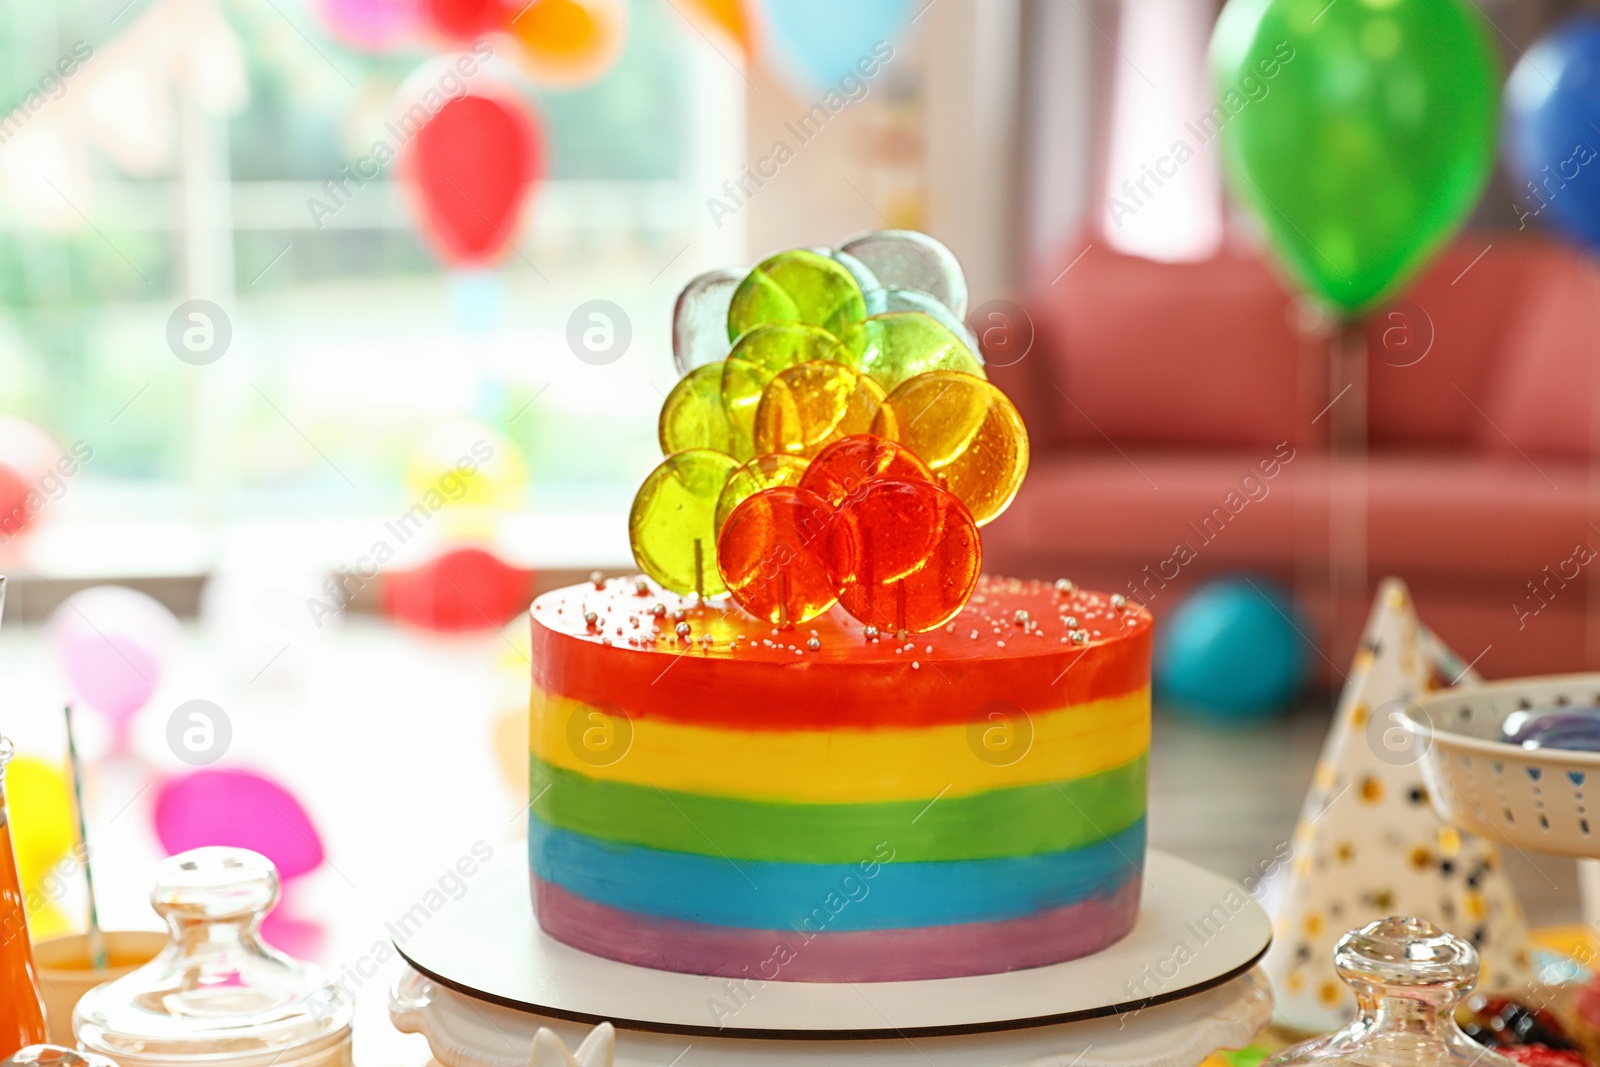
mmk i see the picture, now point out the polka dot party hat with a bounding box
[1263,578,1535,1033]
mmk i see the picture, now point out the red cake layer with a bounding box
[531,575,1153,729]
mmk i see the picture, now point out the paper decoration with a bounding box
[1263,578,1535,1032]
[529,1021,614,1067]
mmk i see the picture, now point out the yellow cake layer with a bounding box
[530,685,1152,803]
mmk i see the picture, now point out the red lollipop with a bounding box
[826,479,980,634]
[402,89,543,266]
[800,434,932,509]
[717,487,838,627]
[421,0,509,41]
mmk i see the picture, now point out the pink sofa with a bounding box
[983,234,1600,680]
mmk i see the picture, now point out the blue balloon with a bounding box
[757,0,912,98]
[1505,16,1600,252]
[1154,577,1310,723]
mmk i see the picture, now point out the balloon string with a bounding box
[1328,318,1370,666]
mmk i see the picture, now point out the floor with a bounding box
[1149,699,1581,925]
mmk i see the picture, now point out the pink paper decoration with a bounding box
[154,769,325,882]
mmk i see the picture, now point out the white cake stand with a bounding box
[388,851,1273,1066]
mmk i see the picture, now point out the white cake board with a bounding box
[391,850,1270,1046]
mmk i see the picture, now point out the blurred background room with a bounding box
[3,0,1600,1061]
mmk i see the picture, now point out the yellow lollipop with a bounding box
[727,249,867,340]
[659,363,753,459]
[714,453,810,535]
[839,311,985,394]
[629,449,741,598]
[872,371,1029,526]
[753,361,886,459]
[721,323,849,443]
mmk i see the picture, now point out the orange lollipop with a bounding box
[508,0,628,88]
[752,361,886,459]
[825,479,980,633]
[872,370,1029,527]
[799,434,932,508]
[721,323,849,443]
[718,486,839,627]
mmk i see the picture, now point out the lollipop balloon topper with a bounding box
[630,231,1026,632]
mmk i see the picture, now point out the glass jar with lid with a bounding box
[1264,916,1517,1066]
[74,848,353,1067]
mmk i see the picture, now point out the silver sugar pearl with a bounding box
[1013,609,1030,626]
[589,570,605,588]
[863,625,880,640]
[1064,615,1079,628]
[675,621,691,637]
[583,611,599,627]
[1054,578,1076,595]
[1070,629,1089,645]
[806,637,821,651]
[1110,593,1128,610]
[635,579,650,595]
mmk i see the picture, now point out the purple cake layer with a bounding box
[534,876,1142,984]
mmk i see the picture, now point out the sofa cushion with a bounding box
[1364,239,1540,449]
[1476,241,1600,461]
[1013,242,1304,451]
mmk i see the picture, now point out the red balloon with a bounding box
[0,463,31,542]
[382,546,536,632]
[421,0,508,41]
[403,90,543,266]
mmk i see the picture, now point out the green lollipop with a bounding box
[720,323,850,442]
[839,311,986,394]
[629,449,741,599]
[659,363,753,460]
[727,249,868,340]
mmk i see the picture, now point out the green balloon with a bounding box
[1211,0,1498,317]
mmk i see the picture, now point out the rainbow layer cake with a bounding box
[528,575,1152,982]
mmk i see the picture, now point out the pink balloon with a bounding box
[48,586,179,732]
[154,769,325,881]
[316,0,420,51]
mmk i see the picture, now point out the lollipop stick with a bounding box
[63,703,106,970]
[895,581,907,636]
[693,539,705,602]
[777,572,790,629]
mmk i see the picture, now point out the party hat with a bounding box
[1264,578,1535,1032]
